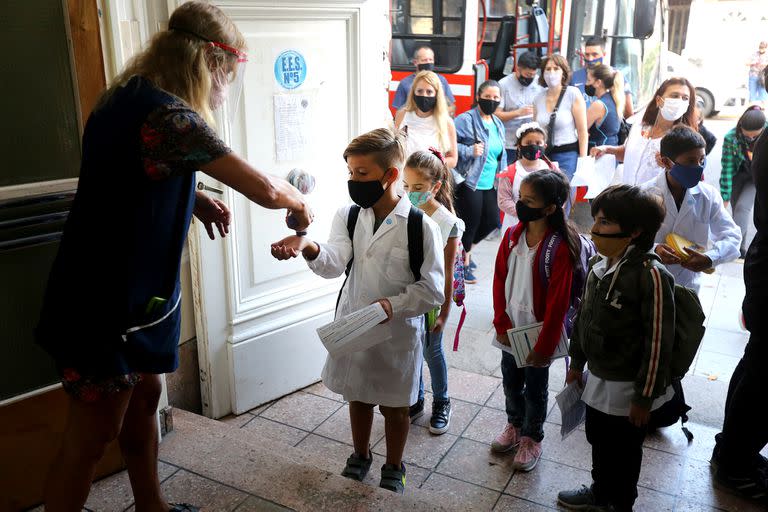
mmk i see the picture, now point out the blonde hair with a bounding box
[589,64,625,120]
[403,71,451,153]
[344,127,406,172]
[98,1,246,125]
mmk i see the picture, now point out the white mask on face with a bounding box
[543,70,563,88]
[659,97,688,121]
[209,70,230,111]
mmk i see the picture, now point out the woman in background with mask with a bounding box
[532,54,588,180]
[36,3,312,510]
[720,105,767,257]
[454,80,507,283]
[395,70,458,169]
[592,77,698,186]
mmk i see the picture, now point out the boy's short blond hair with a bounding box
[343,127,405,172]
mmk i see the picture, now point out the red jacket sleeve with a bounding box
[493,228,514,335]
[534,242,573,357]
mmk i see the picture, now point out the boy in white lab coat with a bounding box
[270,127,445,494]
[641,125,741,293]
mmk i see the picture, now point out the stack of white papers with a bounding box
[491,322,569,368]
[316,303,390,357]
[555,374,588,440]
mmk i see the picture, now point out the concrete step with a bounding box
[162,409,454,511]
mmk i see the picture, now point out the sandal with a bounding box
[169,504,200,512]
[379,463,406,494]
[341,450,373,481]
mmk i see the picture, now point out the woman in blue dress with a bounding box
[36,3,313,510]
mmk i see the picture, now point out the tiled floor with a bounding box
[57,240,767,511]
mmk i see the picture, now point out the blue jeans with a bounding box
[500,351,549,441]
[505,148,517,164]
[550,150,579,180]
[749,75,768,102]
[418,330,449,401]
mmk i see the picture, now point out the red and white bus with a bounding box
[388,0,668,116]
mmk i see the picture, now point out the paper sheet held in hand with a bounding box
[491,322,569,368]
[555,377,587,440]
[316,303,389,357]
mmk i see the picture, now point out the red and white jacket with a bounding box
[492,222,574,357]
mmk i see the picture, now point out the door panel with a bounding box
[192,1,392,417]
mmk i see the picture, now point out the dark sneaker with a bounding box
[169,505,200,512]
[341,451,373,482]
[557,485,613,510]
[379,463,406,494]
[429,399,451,435]
[464,267,478,284]
[468,257,478,270]
[409,398,424,420]
[711,432,768,472]
[715,465,768,503]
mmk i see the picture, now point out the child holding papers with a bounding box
[270,128,444,494]
[558,185,675,512]
[491,171,580,471]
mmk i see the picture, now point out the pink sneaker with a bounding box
[513,436,542,471]
[491,423,520,453]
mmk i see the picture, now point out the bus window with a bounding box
[611,0,664,108]
[566,0,602,71]
[390,0,466,72]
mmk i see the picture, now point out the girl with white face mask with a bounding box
[591,77,698,186]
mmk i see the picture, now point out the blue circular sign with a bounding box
[274,50,307,90]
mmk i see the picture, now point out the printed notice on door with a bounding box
[274,92,313,162]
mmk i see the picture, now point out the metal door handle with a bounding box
[197,182,224,195]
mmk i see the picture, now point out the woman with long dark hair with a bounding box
[592,77,698,186]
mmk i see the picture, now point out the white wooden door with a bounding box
[188,0,392,418]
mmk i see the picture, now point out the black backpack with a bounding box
[335,205,424,311]
[647,279,706,443]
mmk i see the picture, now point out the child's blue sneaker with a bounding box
[468,257,477,270]
[464,267,478,284]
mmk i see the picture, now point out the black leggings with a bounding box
[455,185,500,252]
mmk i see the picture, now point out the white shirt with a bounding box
[498,74,543,148]
[504,229,539,329]
[401,110,443,159]
[533,86,581,147]
[430,204,465,248]
[581,251,674,415]
[621,123,664,186]
[307,196,445,407]
[641,172,741,292]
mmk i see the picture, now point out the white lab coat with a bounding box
[307,196,445,407]
[641,173,741,292]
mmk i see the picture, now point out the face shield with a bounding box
[209,41,248,125]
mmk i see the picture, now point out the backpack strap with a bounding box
[335,205,361,313]
[407,206,424,281]
[538,231,563,290]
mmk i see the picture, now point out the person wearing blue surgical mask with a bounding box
[640,126,741,292]
[570,36,634,118]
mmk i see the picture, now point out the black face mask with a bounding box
[584,84,597,97]
[417,63,434,71]
[414,95,437,113]
[348,178,387,208]
[516,200,547,223]
[517,75,534,87]
[478,98,500,116]
[519,144,545,161]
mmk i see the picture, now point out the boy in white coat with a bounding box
[271,128,445,494]
[641,126,741,293]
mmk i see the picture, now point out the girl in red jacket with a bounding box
[491,170,579,471]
